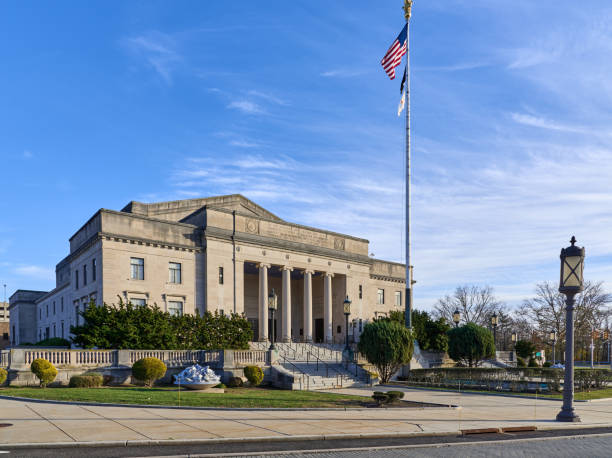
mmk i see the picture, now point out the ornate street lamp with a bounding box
[491,312,498,347]
[550,330,558,365]
[268,288,278,351]
[453,308,461,328]
[343,296,352,353]
[556,236,585,423]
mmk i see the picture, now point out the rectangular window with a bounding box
[130,257,144,280]
[359,285,363,299]
[219,266,224,284]
[74,302,80,326]
[75,270,79,289]
[39,308,42,320]
[377,289,385,305]
[130,298,147,307]
[92,258,96,281]
[395,291,402,306]
[53,301,56,315]
[168,301,183,317]
[359,319,363,332]
[61,297,64,313]
[169,262,182,284]
[46,304,49,317]
[83,264,87,285]
[53,324,56,338]
[61,321,64,338]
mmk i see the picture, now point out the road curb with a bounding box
[0,431,460,449]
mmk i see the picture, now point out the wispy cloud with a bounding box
[124,31,180,84]
[23,150,32,159]
[510,113,584,133]
[229,140,259,148]
[15,265,54,280]
[227,100,265,115]
[247,90,288,106]
[320,69,364,78]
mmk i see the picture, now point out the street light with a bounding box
[556,236,585,423]
[550,330,558,365]
[268,288,278,351]
[343,296,352,353]
[453,308,461,328]
[511,332,517,364]
[491,312,498,347]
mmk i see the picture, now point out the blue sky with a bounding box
[1,1,612,311]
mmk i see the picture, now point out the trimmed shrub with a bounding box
[214,383,227,389]
[372,390,405,405]
[517,357,526,367]
[132,357,167,387]
[243,365,264,386]
[372,391,388,406]
[386,391,405,403]
[228,376,244,388]
[358,320,414,383]
[69,374,103,388]
[447,323,495,367]
[30,358,58,388]
[543,361,552,368]
[0,367,7,385]
[34,337,71,348]
[528,358,538,367]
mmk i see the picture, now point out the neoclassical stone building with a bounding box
[10,195,405,345]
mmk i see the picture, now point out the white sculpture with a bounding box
[174,364,221,390]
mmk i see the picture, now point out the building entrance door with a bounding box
[314,318,324,343]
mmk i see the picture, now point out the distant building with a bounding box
[0,301,9,348]
[10,194,405,345]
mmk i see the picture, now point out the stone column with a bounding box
[303,270,313,342]
[258,263,270,342]
[281,266,293,342]
[324,272,334,343]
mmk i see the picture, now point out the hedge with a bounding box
[69,374,103,388]
[0,368,7,385]
[402,368,612,392]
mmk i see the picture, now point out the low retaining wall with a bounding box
[2,348,274,387]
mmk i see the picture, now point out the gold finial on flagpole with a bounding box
[403,0,413,21]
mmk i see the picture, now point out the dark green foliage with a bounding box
[517,357,526,367]
[30,358,58,388]
[214,383,227,389]
[34,337,71,348]
[515,340,536,359]
[70,299,253,350]
[0,368,7,385]
[372,390,405,405]
[447,323,495,367]
[543,361,552,368]
[357,320,414,383]
[402,367,612,393]
[132,357,167,387]
[388,309,450,352]
[243,365,264,386]
[228,376,244,388]
[528,357,538,367]
[69,374,103,388]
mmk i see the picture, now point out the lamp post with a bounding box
[511,332,517,364]
[453,308,461,328]
[491,312,498,348]
[556,236,585,423]
[550,330,558,365]
[268,288,278,351]
[343,296,351,353]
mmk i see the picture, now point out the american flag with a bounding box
[381,24,407,80]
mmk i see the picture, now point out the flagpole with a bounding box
[403,0,413,330]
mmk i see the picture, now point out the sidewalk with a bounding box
[1,386,612,447]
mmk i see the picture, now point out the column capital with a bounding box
[324,272,334,278]
[257,262,271,269]
[303,269,314,275]
[281,265,294,272]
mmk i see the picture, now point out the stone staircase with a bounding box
[250,342,371,390]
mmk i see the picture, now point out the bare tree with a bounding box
[434,285,504,328]
[519,281,612,362]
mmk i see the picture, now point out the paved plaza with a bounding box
[1,387,612,448]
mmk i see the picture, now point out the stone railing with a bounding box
[0,350,9,368]
[3,347,265,371]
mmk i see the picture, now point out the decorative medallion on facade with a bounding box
[334,238,346,251]
[245,218,259,234]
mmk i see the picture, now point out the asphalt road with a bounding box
[2,427,612,458]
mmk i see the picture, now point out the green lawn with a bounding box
[0,386,369,408]
[391,383,612,401]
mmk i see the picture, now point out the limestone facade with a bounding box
[10,194,405,345]
[0,301,9,349]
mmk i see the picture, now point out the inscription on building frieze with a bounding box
[262,224,330,247]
